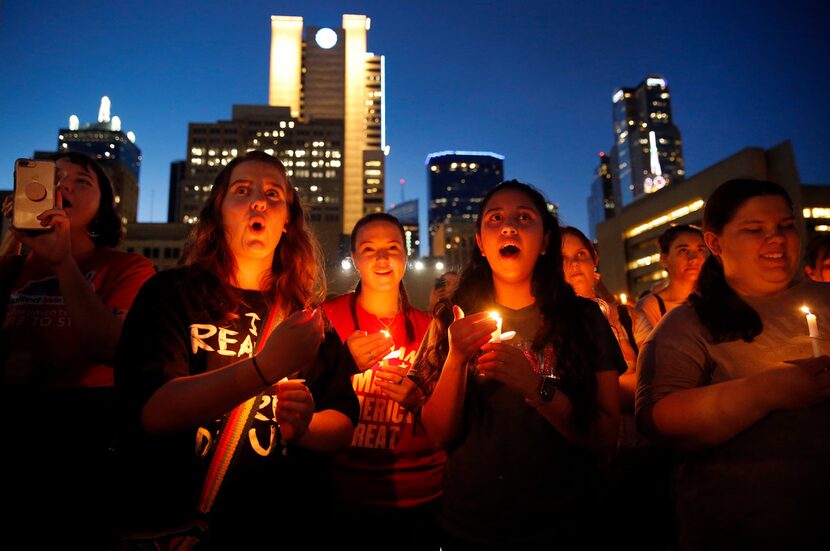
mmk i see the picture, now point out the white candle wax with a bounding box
[801,306,821,358]
[805,312,819,338]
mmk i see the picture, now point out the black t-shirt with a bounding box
[115,266,358,545]
[410,298,625,547]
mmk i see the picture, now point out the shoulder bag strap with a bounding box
[196,305,283,514]
[654,293,667,316]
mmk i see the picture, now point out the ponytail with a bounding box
[689,178,791,344]
[688,255,761,343]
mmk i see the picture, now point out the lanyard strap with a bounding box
[197,306,283,514]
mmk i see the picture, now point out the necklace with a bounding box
[354,292,400,335]
[374,304,400,335]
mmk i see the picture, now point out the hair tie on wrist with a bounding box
[251,355,270,387]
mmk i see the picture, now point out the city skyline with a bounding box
[1,0,827,257]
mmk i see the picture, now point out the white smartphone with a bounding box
[13,158,57,231]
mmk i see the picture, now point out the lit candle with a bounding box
[488,311,515,342]
[800,306,821,358]
[379,329,401,360]
[489,311,502,342]
[277,376,306,455]
[619,293,628,306]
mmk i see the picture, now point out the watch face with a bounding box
[539,374,560,402]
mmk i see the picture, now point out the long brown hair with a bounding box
[440,181,598,429]
[181,151,324,317]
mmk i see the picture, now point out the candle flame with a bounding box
[801,305,811,315]
[380,329,391,338]
[620,293,628,305]
[489,311,501,320]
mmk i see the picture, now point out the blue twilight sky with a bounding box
[1,0,827,257]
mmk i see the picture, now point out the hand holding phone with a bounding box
[13,159,57,231]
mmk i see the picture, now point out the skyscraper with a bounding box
[269,14,385,238]
[426,151,504,261]
[168,14,385,258]
[586,151,615,239]
[167,160,186,224]
[170,105,344,254]
[387,198,419,256]
[37,96,141,224]
[611,75,684,206]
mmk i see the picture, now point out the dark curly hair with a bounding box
[181,151,324,319]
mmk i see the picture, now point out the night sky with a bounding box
[1,0,827,257]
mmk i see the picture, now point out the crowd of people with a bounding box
[1,150,827,550]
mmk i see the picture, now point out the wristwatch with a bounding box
[538,373,561,402]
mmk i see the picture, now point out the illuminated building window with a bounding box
[625,199,705,239]
[635,269,668,284]
[803,208,830,219]
[627,253,661,271]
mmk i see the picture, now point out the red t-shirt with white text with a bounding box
[322,292,445,508]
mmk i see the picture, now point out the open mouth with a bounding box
[249,217,266,233]
[499,244,520,258]
[63,198,73,208]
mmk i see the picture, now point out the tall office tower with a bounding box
[387,198,419,256]
[37,96,141,224]
[170,104,344,255]
[586,152,615,239]
[168,160,186,223]
[269,14,385,245]
[426,151,504,262]
[611,75,684,206]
